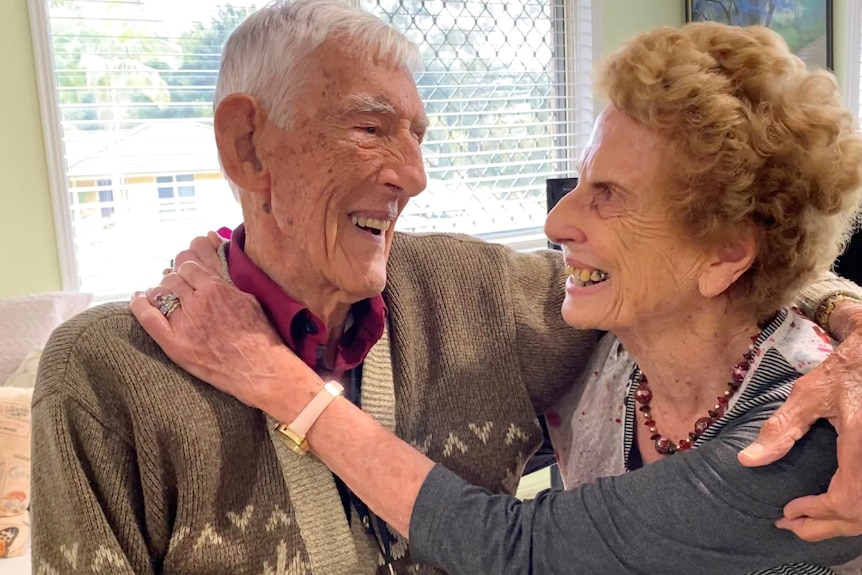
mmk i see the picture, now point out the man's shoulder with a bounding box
[42,301,143,359]
[392,231,501,254]
[390,231,559,270]
[36,301,178,406]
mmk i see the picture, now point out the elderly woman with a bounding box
[134,23,862,574]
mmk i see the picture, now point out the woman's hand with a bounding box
[131,260,430,538]
[739,299,862,541]
[172,231,224,273]
[130,261,317,418]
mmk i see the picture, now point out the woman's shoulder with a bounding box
[765,308,835,375]
[743,308,833,394]
[704,309,832,444]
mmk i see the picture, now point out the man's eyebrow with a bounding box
[338,93,397,115]
[333,93,429,132]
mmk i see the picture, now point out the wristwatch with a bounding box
[815,293,861,331]
[274,380,344,455]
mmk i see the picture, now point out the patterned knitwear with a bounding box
[30,232,858,574]
[30,232,600,575]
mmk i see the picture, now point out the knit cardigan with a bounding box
[30,232,599,575]
[30,232,858,574]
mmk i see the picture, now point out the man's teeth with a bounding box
[565,265,609,287]
[351,216,391,233]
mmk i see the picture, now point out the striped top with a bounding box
[552,308,844,574]
[625,309,834,574]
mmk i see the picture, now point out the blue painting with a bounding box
[686,0,832,69]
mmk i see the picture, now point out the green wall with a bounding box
[0,0,855,298]
[602,0,684,55]
[0,1,61,298]
[601,0,855,95]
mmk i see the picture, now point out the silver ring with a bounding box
[154,293,181,320]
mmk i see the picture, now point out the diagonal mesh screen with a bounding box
[364,0,592,237]
[37,0,592,297]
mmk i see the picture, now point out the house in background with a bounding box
[62,121,240,295]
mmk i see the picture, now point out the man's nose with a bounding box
[380,133,427,197]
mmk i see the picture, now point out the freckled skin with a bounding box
[246,39,428,317]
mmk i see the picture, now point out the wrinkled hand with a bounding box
[173,231,224,273]
[130,261,297,410]
[738,301,862,541]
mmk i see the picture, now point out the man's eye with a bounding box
[361,126,378,134]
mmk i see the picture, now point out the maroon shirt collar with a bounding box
[225,224,386,377]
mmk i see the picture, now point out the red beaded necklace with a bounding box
[633,337,758,456]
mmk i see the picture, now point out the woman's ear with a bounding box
[214,94,270,193]
[698,225,758,298]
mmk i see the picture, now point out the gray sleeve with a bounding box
[409,409,862,575]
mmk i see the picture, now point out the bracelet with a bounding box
[814,294,861,331]
[275,380,344,455]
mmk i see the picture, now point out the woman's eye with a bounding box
[589,186,624,218]
[592,186,614,205]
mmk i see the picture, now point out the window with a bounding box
[844,0,862,122]
[30,0,594,299]
[367,0,594,245]
[157,174,197,220]
[96,178,115,218]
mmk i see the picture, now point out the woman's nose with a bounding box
[545,185,588,245]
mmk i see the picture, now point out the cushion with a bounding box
[0,513,29,559]
[0,292,92,383]
[0,385,32,559]
[1,352,40,390]
[0,353,37,548]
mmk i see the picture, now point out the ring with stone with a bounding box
[154,293,181,320]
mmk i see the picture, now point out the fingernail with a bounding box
[740,442,765,458]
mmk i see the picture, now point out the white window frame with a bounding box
[29,0,600,294]
[845,0,862,118]
[30,0,79,291]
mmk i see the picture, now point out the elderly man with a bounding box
[32,1,862,574]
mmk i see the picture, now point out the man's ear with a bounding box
[698,225,759,298]
[214,94,270,193]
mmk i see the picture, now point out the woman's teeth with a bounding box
[351,216,391,235]
[565,265,609,287]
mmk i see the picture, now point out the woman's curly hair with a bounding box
[598,22,862,317]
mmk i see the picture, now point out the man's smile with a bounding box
[351,215,391,235]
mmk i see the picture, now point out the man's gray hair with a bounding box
[215,0,421,129]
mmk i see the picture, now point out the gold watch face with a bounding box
[286,439,309,455]
[275,425,309,455]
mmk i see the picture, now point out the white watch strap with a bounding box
[288,380,344,438]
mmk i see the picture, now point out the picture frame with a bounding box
[685,0,833,70]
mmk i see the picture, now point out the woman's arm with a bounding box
[408,415,861,575]
[131,263,862,574]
